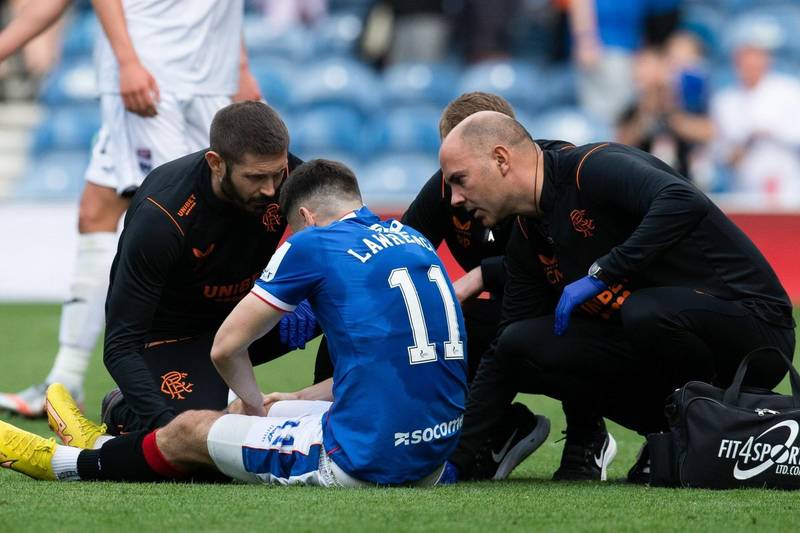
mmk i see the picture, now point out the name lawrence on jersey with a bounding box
[347,221,435,264]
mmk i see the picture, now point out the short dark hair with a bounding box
[279,159,362,220]
[209,101,289,164]
[439,92,516,139]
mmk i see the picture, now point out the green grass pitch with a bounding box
[1,304,799,532]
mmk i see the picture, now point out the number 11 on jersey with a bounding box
[389,265,464,365]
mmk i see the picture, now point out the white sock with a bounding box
[51,445,82,481]
[46,232,118,391]
[93,435,114,449]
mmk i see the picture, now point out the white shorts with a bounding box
[207,401,446,488]
[85,93,231,196]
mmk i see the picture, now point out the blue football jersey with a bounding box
[252,206,468,484]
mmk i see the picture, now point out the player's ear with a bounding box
[493,145,510,176]
[298,206,315,229]
[205,151,224,177]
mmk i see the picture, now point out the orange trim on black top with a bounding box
[146,197,185,237]
[516,216,529,239]
[576,143,609,191]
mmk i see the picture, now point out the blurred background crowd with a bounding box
[1,0,800,209]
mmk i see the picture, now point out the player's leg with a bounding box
[457,297,551,481]
[206,410,350,486]
[0,409,219,482]
[0,128,124,417]
[488,316,644,481]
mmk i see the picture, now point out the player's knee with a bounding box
[496,317,553,370]
[166,410,219,442]
[621,291,664,339]
[77,185,126,233]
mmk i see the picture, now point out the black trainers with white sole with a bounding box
[470,403,551,480]
[552,429,617,481]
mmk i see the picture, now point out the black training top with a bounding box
[503,142,794,329]
[401,139,575,294]
[104,150,302,429]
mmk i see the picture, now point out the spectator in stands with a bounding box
[710,28,800,204]
[453,0,519,63]
[360,0,450,69]
[617,33,713,180]
[255,0,328,36]
[568,0,647,124]
[0,0,66,99]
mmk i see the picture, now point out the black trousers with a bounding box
[106,327,325,434]
[451,287,795,468]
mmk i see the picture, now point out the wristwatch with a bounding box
[588,261,611,285]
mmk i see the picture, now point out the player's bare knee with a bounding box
[157,410,221,466]
[78,183,128,233]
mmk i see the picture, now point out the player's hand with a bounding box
[233,66,262,102]
[554,276,606,336]
[453,266,484,303]
[119,60,160,117]
[262,391,299,415]
[279,300,317,350]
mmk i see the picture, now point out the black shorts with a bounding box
[105,327,322,434]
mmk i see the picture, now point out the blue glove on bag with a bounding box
[554,276,607,336]
[279,300,317,350]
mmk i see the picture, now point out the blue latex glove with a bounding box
[438,461,460,485]
[554,276,607,336]
[279,300,317,350]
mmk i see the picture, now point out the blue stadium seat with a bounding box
[290,107,364,157]
[382,62,459,107]
[249,58,296,112]
[363,105,440,158]
[61,10,99,59]
[244,16,315,63]
[38,59,97,106]
[360,153,439,208]
[457,60,542,115]
[290,58,382,116]
[14,151,89,201]
[538,65,578,109]
[528,107,612,147]
[314,13,364,58]
[31,106,101,154]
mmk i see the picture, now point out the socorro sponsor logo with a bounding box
[717,419,800,480]
[394,415,463,447]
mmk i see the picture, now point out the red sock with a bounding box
[141,430,187,478]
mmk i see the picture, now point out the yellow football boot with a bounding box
[46,383,107,449]
[0,420,56,480]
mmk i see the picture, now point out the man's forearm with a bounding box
[297,378,333,401]
[0,0,70,61]
[212,349,264,414]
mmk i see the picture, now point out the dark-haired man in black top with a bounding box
[440,110,795,484]
[53,102,322,436]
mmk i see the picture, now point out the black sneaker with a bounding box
[100,388,125,434]
[471,403,551,480]
[627,443,650,484]
[552,429,617,481]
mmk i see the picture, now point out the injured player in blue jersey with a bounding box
[0,159,471,487]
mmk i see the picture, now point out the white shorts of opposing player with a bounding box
[86,93,231,194]
[207,400,445,488]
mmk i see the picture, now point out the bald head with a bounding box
[446,110,532,155]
